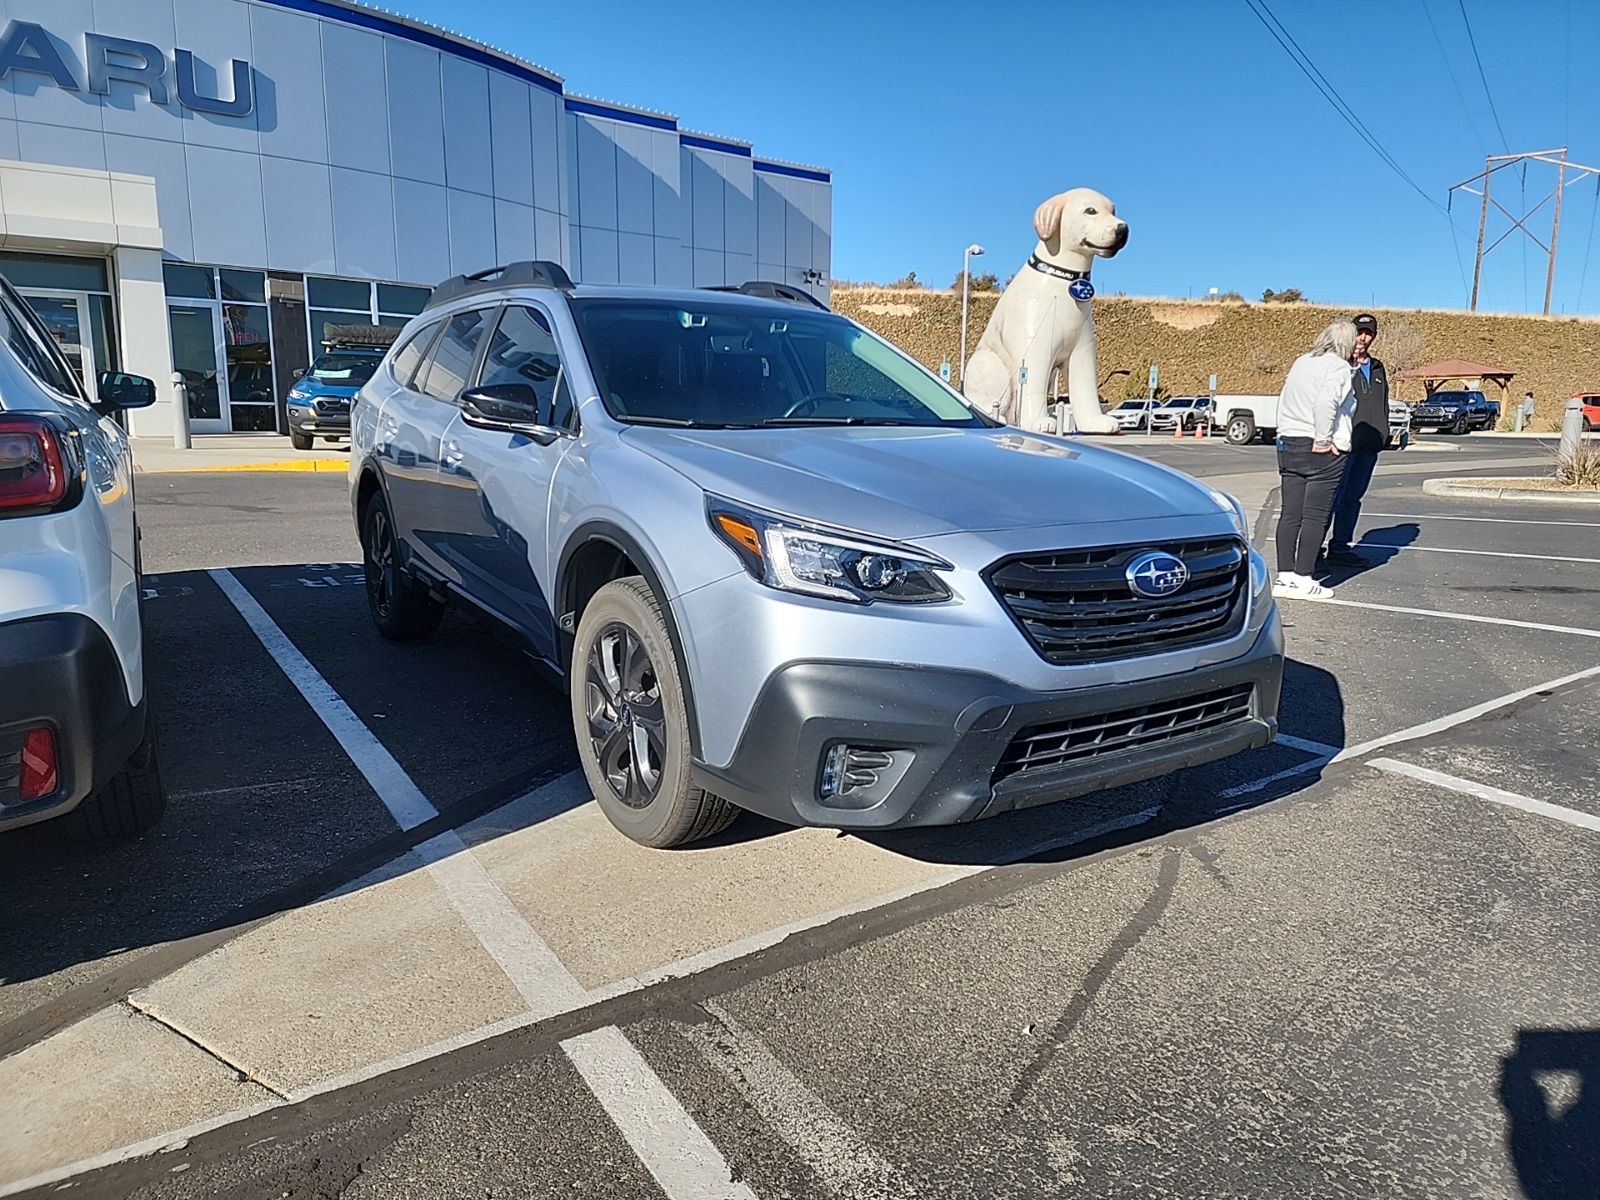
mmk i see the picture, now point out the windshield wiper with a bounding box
[756,416,925,427]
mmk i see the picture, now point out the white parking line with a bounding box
[1362,511,1600,530]
[210,568,437,830]
[1309,597,1600,640]
[1275,733,1341,756]
[208,568,752,1200]
[564,1027,758,1200]
[1368,758,1600,834]
[1221,661,1600,798]
[681,1002,908,1200]
[1350,544,1600,565]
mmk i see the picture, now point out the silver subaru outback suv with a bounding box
[350,262,1283,847]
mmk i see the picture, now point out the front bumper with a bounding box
[287,403,351,435]
[692,610,1283,831]
[0,613,144,833]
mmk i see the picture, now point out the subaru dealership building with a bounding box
[0,0,832,437]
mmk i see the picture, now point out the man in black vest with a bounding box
[1323,313,1388,565]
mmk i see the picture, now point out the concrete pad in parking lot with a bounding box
[0,1004,275,1183]
[457,777,983,993]
[129,857,527,1096]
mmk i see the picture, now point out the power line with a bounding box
[1241,0,1472,303]
[1241,0,1438,214]
[1455,0,1510,153]
[1577,176,1599,310]
[1421,0,1488,150]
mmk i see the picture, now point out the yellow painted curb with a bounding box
[137,458,349,474]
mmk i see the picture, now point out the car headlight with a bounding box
[707,498,952,604]
[288,387,312,401]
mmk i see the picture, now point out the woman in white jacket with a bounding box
[1273,320,1357,599]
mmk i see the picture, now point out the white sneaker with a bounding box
[1273,573,1333,600]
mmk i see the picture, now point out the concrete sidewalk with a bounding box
[130,436,348,474]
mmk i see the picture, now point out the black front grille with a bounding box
[314,397,351,415]
[994,684,1255,783]
[988,538,1249,664]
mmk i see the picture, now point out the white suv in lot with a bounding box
[350,263,1284,848]
[0,274,166,838]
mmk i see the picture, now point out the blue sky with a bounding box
[396,0,1594,314]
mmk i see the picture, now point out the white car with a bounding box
[1149,396,1214,431]
[1108,398,1158,430]
[0,273,166,838]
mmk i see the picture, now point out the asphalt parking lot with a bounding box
[2,434,1597,1199]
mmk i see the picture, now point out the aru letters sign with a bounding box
[0,20,253,118]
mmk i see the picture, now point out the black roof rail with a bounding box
[426,260,574,310]
[704,280,829,310]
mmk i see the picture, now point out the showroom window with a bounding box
[163,264,278,433]
[1,250,120,393]
[306,277,432,357]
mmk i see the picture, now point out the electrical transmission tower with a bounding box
[1449,147,1600,314]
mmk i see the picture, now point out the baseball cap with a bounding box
[1353,314,1378,333]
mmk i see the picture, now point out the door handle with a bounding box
[442,439,463,470]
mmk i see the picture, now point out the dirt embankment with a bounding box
[834,288,1600,428]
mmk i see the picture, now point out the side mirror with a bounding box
[97,371,157,411]
[459,385,560,445]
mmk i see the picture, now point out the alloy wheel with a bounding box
[365,506,396,619]
[584,623,666,809]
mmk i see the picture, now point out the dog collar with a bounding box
[1028,255,1095,301]
[1027,255,1090,282]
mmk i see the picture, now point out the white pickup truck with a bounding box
[1216,394,1409,449]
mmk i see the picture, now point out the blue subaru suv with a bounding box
[286,345,385,449]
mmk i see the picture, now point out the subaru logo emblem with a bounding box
[1126,551,1189,599]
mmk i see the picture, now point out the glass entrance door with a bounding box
[169,303,227,434]
[18,292,97,390]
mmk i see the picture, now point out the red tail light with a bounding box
[20,726,59,802]
[0,416,67,512]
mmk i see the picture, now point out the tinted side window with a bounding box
[417,309,491,403]
[390,322,438,387]
[478,306,576,430]
[0,287,82,398]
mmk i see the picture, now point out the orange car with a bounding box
[1577,393,1600,431]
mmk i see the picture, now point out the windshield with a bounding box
[568,299,990,429]
[308,353,379,385]
[1114,400,1148,411]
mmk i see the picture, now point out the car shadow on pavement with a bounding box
[1499,1028,1600,1199]
[1318,522,1421,586]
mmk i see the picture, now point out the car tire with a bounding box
[1452,414,1470,436]
[66,714,167,841]
[1226,414,1256,445]
[361,492,444,641]
[571,577,738,849]
[290,430,314,450]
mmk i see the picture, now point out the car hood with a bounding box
[293,381,360,397]
[620,425,1231,540]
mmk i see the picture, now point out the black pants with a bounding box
[1327,439,1382,552]
[1276,438,1349,575]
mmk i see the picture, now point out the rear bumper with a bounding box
[692,610,1284,831]
[0,613,144,833]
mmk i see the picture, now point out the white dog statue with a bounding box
[963,187,1129,435]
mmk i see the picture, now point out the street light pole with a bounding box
[959,243,984,394]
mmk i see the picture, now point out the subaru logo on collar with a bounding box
[1126,551,1189,599]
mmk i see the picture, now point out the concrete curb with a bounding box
[134,459,348,475]
[1422,477,1600,504]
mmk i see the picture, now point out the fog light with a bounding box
[818,743,913,809]
[19,726,58,802]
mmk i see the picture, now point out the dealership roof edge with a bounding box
[563,94,678,132]
[255,1,821,179]
[257,0,566,91]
